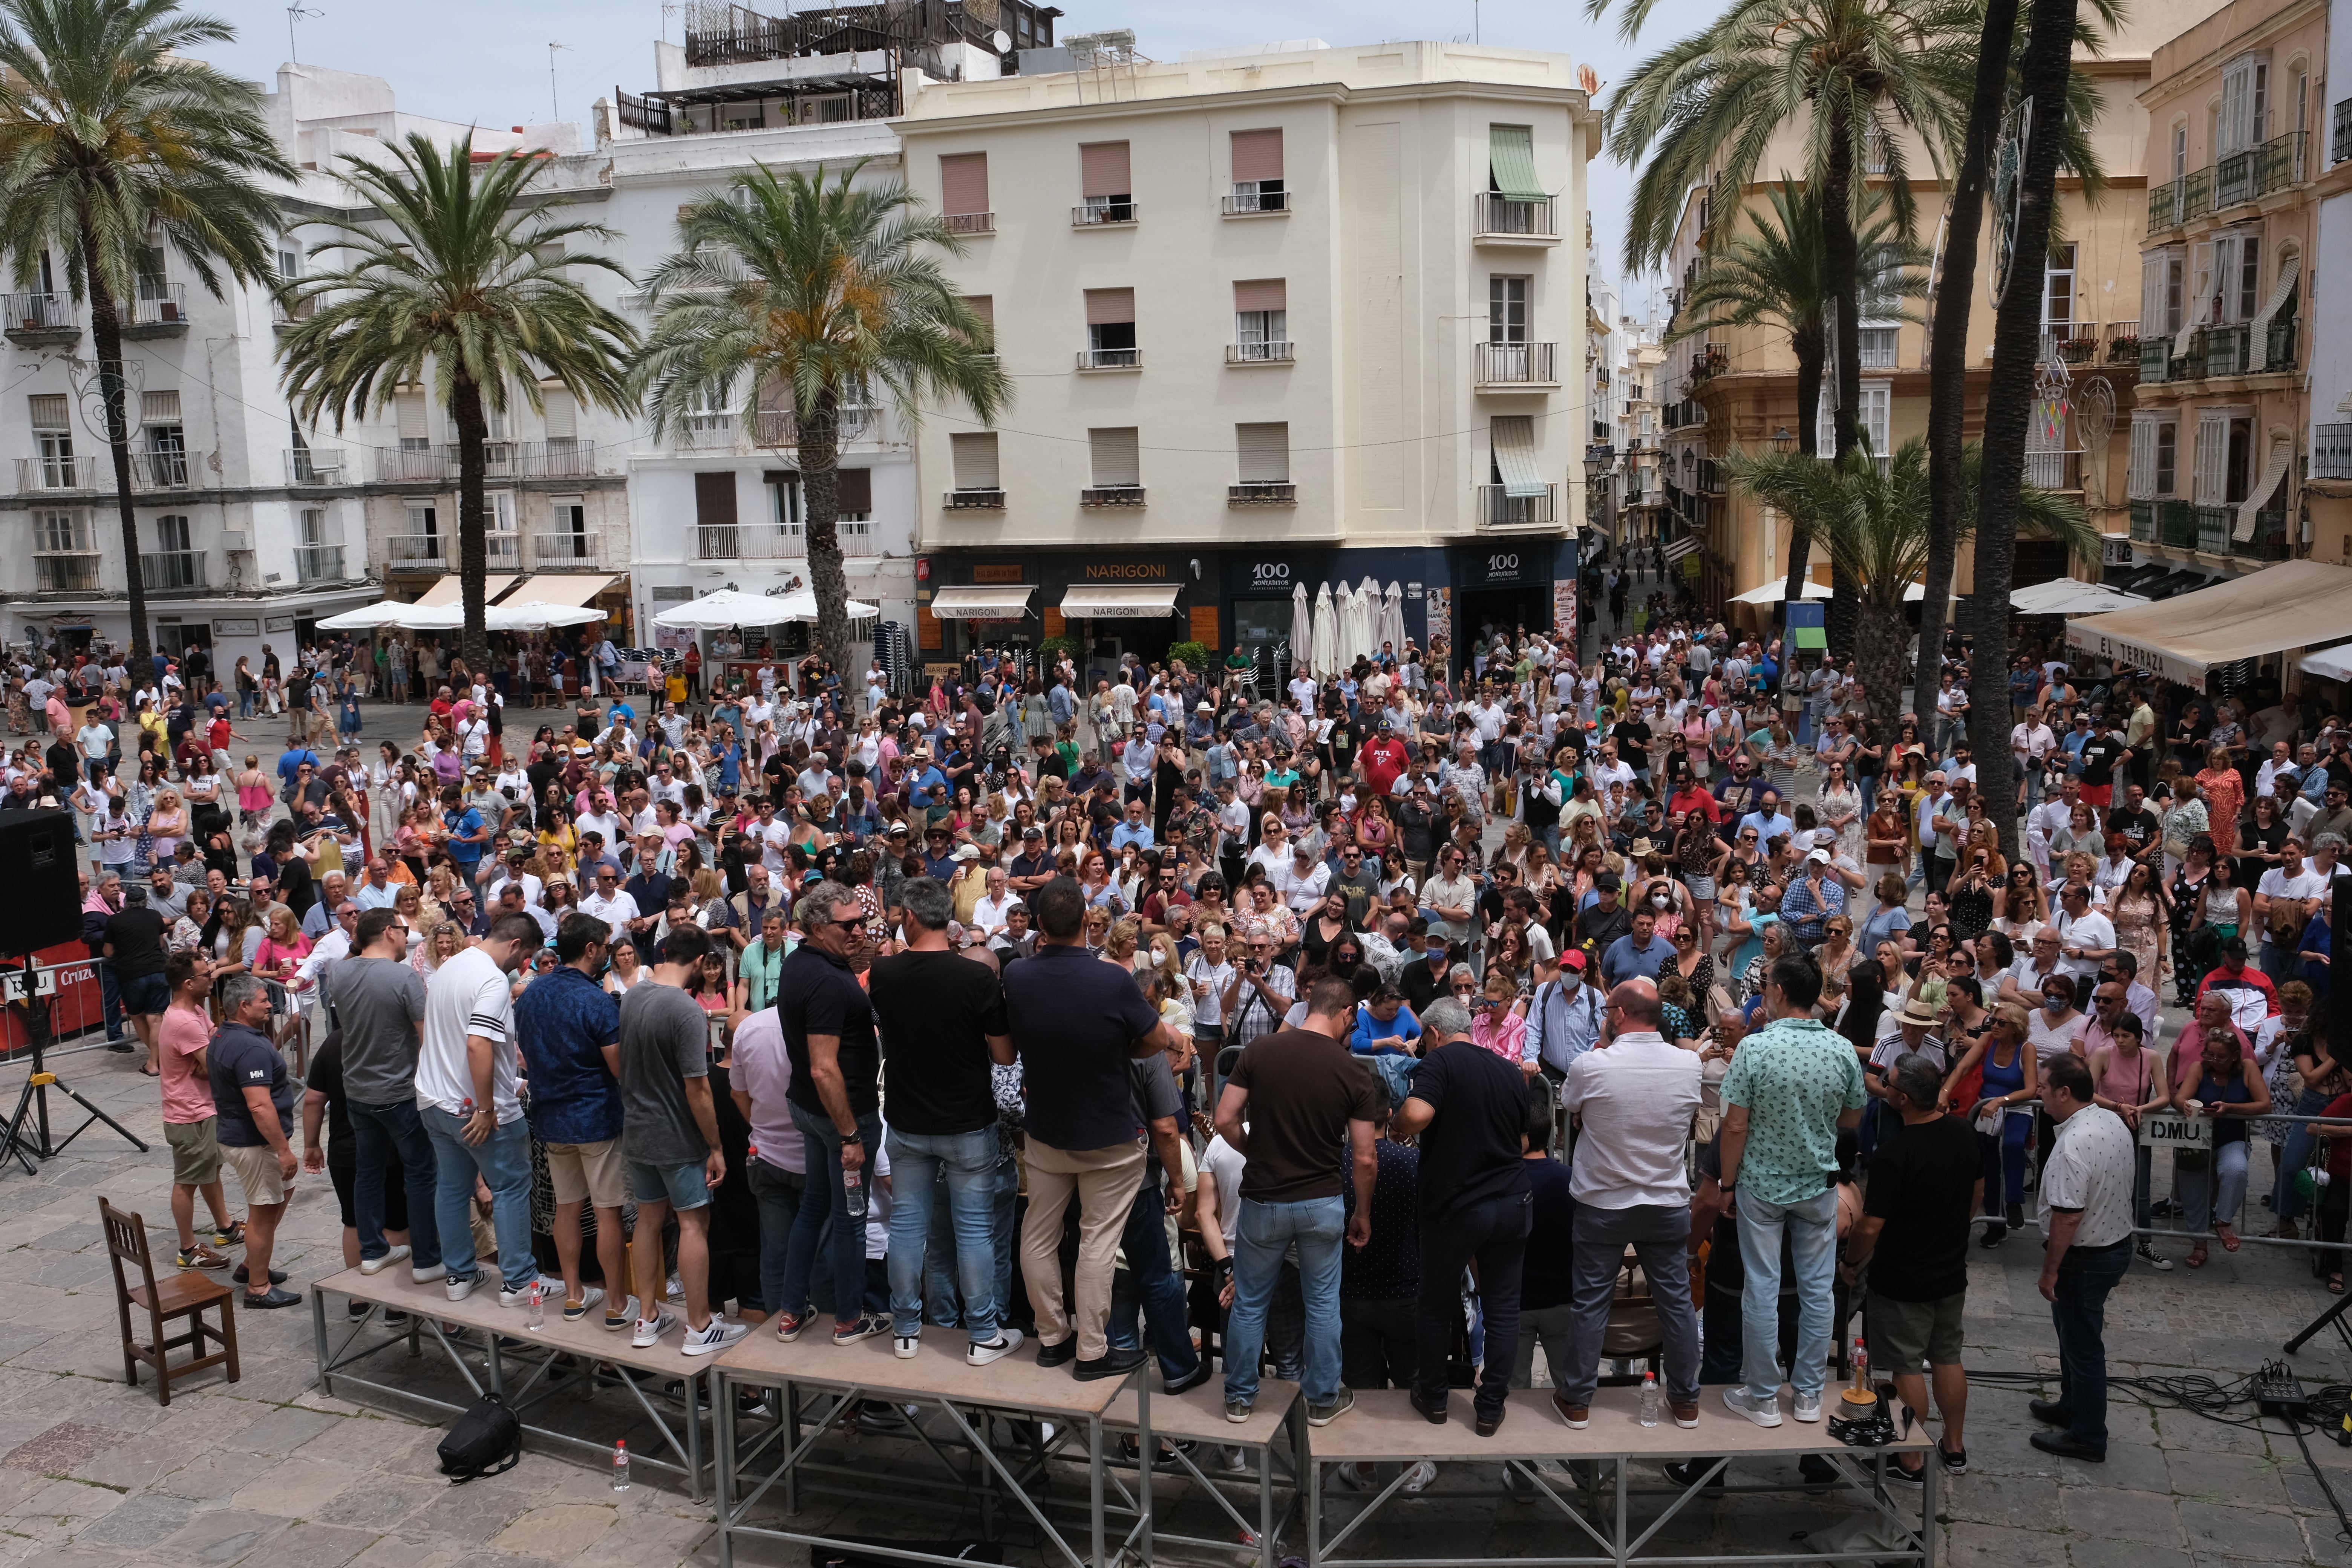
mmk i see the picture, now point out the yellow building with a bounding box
[1657,0,2224,614]
[2125,0,2328,591]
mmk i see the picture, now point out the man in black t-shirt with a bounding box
[870,877,1022,1366]
[104,884,171,1069]
[1842,1053,1978,1479]
[1573,875,1634,955]
[2077,723,2125,812]
[2106,781,2161,868]
[772,880,885,1344]
[1392,998,1535,1435]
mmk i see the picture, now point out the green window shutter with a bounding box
[1488,126,1543,201]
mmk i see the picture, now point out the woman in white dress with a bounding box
[1815,760,1865,865]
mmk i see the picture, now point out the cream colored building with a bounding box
[1657,0,2225,615]
[895,40,1599,673]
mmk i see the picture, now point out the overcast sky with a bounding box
[202,0,1680,306]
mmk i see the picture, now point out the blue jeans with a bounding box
[1734,1185,1839,1402]
[747,1158,804,1318]
[2275,1089,2332,1221]
[98,959,124,1042]
[420,1106,538,1293]
[925,1155,1019,1331]
[238,689,254,720]
[1224,1194,1344,1408]
[1106,1173,1201,1383]
[885,1125,1003,1343]
[780,1102,883,1327]
[2050,1238,2132,1450]
[349,1096,442,1268]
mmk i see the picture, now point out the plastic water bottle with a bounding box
[612,1439,631,1491]
[527,1282,545,1332]
[1638,1370,1661,1428]
[843,1165,867,1220]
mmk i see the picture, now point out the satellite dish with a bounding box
[992,28,1011,52]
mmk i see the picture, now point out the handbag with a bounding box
[436,1393,522,1484]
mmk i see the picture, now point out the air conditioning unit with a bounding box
[219,530,252,552]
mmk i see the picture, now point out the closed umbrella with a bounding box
[1355,576,1381,661]
[1311,582,1337,677]
[1380,582,1405,655]
[1289,581,1311,684]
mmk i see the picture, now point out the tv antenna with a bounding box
[548,41,572,122]
[286,2,323,63]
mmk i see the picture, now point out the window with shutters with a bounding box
[1231,422,1292,504]
[2042,244,2076,327]
[965,294,995,355]
[2128,416,2158,499]
[2193,413,2231,505]
[2155,423,2177,495]
[940,153,992,233]
[1086,426,1142,502]
[1229,128,1285,213]
[1857,328,1898,369]
[1815,384,1891,466]
[395,389,430,450]
[769,471,803,531]
[31,509,88,554]
[832,466,873,525]
[2219,54,2271,157]
[694,471,738,560]
[1232,279,1288,361]
[2140,249,2187,333]
[1082,287,1137,367]
[949,431,1001,500]
[28,393,72,482]
[542,386,577,444]
[1489,276,1529,343]
[1076,141,1134,224]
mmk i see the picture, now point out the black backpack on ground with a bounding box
[436,1393,522,1484]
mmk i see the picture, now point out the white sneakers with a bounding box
[682,1318,751,1357]
[966,1329,1024,1367]
[895,1334,921,1360]
[1721,1387,1784,1429]
[359,1245,410,1276]
[498,1279,546,1308]
[632,1308,679,1349]
[562,1286,605,1324]
[445,1272,481,1303]
[410,1262,447,1283]
[1792,1391,1823,1423]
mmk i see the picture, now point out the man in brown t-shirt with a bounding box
[1212,974,1380,1426]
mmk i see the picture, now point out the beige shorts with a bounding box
[544,1139,628,1209]
[164,1117,220,1187]
[221,1141,287,1206]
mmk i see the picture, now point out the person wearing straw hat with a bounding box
[1864,989,1950,1154]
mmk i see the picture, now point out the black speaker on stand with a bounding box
[0,808,149,1176]
[2285,870,2352,1358]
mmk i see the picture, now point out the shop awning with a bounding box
[2300,643,2352,683]
[929,585,1034,620]
[517,572,620,606]
[1661,536,1699,562]
[2010,578,2149,615]
[1488,125,1544,201]
[1060,584,1182,619]
[2066,560,2352,685]
[413,574,517,608]
[1492,416,1547,499]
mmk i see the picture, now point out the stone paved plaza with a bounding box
[0,1044,2347,1568]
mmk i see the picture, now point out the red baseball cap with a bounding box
[1559,950,1588,971]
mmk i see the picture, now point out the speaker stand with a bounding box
[0,953,150,1175]
[2285,1283,2352,1360]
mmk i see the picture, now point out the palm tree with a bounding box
[1913,0,2121,718]
[279,135,638,670]
[634,161,1006,684]
[1728,436,2095,738]
[0,0,294,668]
[1670,181,1923,610]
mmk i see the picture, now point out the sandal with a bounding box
[2331,1275,2346,1295]
[137,1066,160,1077]
[2187,1245,2208,1269]
[2217,1225,2240,1254]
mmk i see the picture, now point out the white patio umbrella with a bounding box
[650,588,789,631]
[1289,581,1312,680]
[315,604,404,631]
[491,600,606,631]
[765,589,880,624]
[1380,582,1405,654]
[385,602,472,631]
[1311,582,1337,676]
[1354,575,1381,661]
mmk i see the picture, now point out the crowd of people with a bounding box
[9,560,2346,1479]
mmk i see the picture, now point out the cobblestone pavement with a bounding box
[2,686,2347,1565]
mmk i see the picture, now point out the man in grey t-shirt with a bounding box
[616,926,745,1357]
[332,909,443,1279]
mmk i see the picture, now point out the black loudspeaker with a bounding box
[2331,872,2352,1073]
[0,809,82,957]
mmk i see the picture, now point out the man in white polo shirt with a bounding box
[2029,1054,2137,1462]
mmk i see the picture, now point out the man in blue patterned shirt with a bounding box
[514,913,632,1328]
[1778,849,1848,948]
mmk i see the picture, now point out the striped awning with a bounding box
[1488,125,1543,201]
[1491,416,1546,499]
[929,585,1034,620]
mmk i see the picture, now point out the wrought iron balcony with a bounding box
[375,446,445,482]
[3,292,78,344]
[2314,424,2352,481]
[1071,199,1138,227]
[530,529,603,565]
[2158,500,2197,549]
[942,488,1006,510]
[1222,188,1288,215]
[2194,505,2232,555]
[943,211,994,235]
[121,283,188,335]
[1475,483,1557,530]
[1471,193,1557,242]
[2106,322,2140,366]
[1080,485,1145,508]
[1475,341,1559,387]
[2213,130,2305,211]
[1226,340,1294,364]
[2024,450,2082,492]
[2129,501,2155,542]
[32,552,98,592]
[1076,347,1141,371]
[2237,509,2291,562]
[17,454,98,492]
[1228,481,1297,506]
[285,447,348,485]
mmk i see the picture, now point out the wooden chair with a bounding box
[99,1197,239,1406]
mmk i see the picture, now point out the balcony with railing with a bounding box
[943,211,994,235]
[1475,483,1557,530]
[138,549,207,591]
[1687,343,1729,384]
[2130,501,2156,542]
[942,487,1006,510]
[2238,509,2291,562]
[2041,329,2101,365]
[1076,347,1141,371]
[2315,424,2352,481]
[2024,450,2082,492]
[674,414,736,451]
[530,529,605,567]
[17,454,98,492]
[2106,322,2140,366]
[2158,500,2197,548]
[1228,481,1297,506]
[271,296,316,331]
[2337,98,2352,166]
[694,524,875,559]
[3,291,77,344]
[2265,315,2298,373]
[2140,337,2179,384]
[1473,341,1558,388]
[1071,199,1138,227]
[1080,485,1145,508]
[135,448,196,490]
[1471,193,1557,242]
[2194,505,2232,555]
[1226,340,1294,364]
[284,447,348,485]
[751,404,877,449]
[121,283,188,336]
[2214,130,2305,211]
[372,446,439,482]
[294,544,346,583]
[1223,188,1288,215]
[32,551,98,593]
[2147,169,2208,233]
[2198,323,2252,377]
[385,531,517,569]
[12,449,205,493]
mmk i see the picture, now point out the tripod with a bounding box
[0,951,150,1175]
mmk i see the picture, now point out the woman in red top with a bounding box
[2196,745,2246,857]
